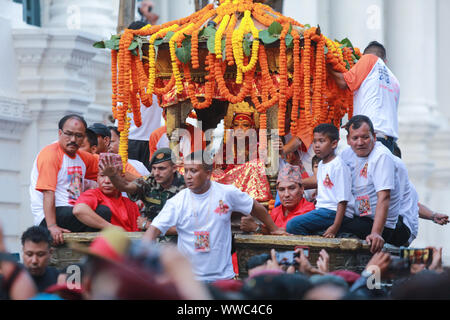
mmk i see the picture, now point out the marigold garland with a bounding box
[108,0,359,164]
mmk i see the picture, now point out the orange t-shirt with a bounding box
[30,142,98,225]
[343,54,379,92]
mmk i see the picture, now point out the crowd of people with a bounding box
[1,34,449,300]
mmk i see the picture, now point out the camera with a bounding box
[399,247,432,266]
[387,256,411,276]
[276,251,297,266]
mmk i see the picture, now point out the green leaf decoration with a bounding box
[207,34,216,53]
[93,41,106,49]
[203,26,217,38]
[131,49,138,56]
[285,34,294,48]
[288,23,292,35]
[268,21,282,35]
[259,29,279,44]
[324,46,329,55]
[198,27,206,38]
[340,37,354,48]
[243,38,251,57]
[175,36,192,63]
[163,31,175,42]
[304,24,311,28]
[128,41,138,51]
[153,38,164,46]
[176,46,191,64]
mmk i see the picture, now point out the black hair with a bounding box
[184,150,213,172]
[364,41,386,61]
[313,123,340,142]
[58,114,87,131]
[246,253,270,271]
[345,115,375,136]
[127,21,148,30]
[85,129,98,147]
[127,21,149,58]
[108,126,120,137]
[240,273,312,300]
[393,143,402,159]
[311,155,320,168]
[21,226,53,247]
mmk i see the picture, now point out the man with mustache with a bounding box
[99,148,185,232]
[339,115,408,253]
[30,114,100,245]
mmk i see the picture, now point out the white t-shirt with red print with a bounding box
[29,142,98,226]
[151,181,254,282]
[315,156,353,212]
[393,156,419,243]
[340,142,401,229]
[344,54,400,139]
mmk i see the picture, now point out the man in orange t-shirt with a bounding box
[30,115,100,245]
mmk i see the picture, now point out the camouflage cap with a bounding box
[277,164,303,185]
[150,148,174,166]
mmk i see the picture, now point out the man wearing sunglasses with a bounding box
[30,114,101,245]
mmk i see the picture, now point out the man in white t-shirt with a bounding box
[329,41,400,153]
[391,155,417,246]
[339,115,409,253]
[143,150,287,282]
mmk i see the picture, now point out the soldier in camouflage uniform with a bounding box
[130,150,185,229]
[99,148,185,232]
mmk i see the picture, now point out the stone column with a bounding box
[283,0,330,34]
[386,0,450,263]
[437,0,450,124]
[329,0,385,49]
[385,0,439,198]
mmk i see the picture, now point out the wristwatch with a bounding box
[255,224,262,233]
[142,220,148,230]
[431,212,436,223]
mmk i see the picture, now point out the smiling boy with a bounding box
[286,124,353,238]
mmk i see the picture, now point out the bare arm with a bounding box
[418,202,449,225]
[282,136,301,155]
[98,154,139,195]
[301,175,317,190]
[72,203,113,230]
[367,190,390,253]
[323,201,347,238]
[142,225,162,242]
[43,190,70,245]
[328,66,349,90]
[249,200,288,235]
[372,190,390,235]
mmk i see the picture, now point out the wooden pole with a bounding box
[195,0,210,12]
[117,0,136,33]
